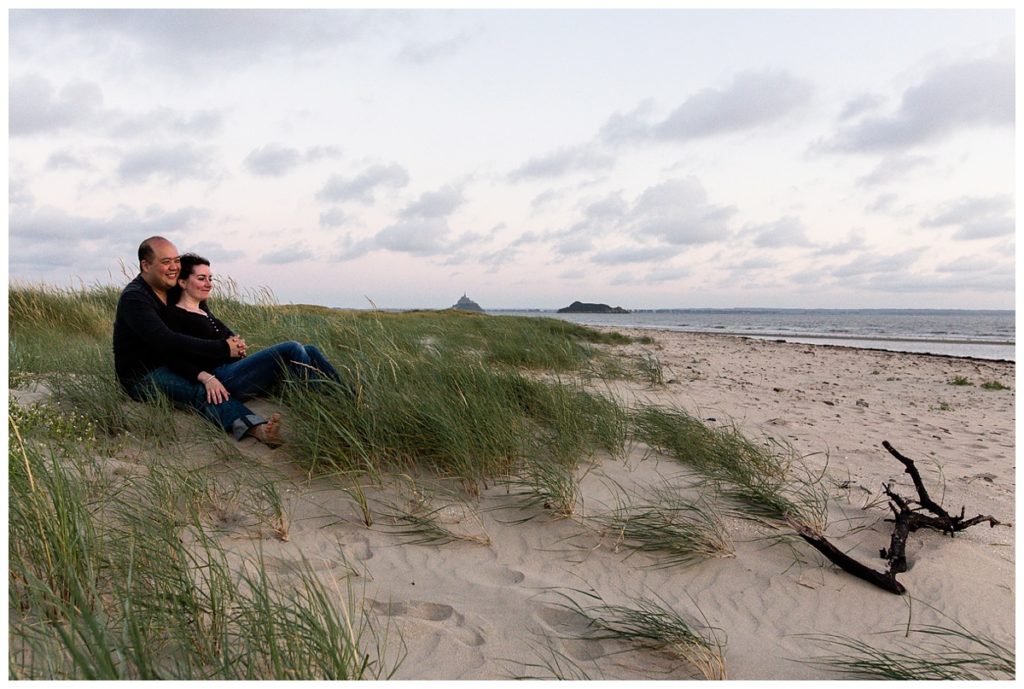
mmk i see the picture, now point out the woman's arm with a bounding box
[197,370,230,404]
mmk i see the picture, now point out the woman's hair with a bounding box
[168,253,212,305]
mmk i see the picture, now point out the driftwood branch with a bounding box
[790,520,906,594]
[792,441,1003,595]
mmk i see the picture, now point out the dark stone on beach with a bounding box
[557,300,630,314]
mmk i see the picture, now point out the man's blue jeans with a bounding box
[210,341,342,400]
[129,368,267,440]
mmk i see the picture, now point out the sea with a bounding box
[486,309,1016,362]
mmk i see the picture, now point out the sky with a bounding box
[7,7,1016,310]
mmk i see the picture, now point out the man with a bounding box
[112,236,281,445]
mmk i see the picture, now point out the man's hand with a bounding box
[227,335,247,358]
[202,374,231,404]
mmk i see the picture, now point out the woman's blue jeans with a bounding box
[130,342,343,441]
[129,368,267,440]
[211,341,342,400]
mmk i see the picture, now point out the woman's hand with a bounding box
[201,373,230,404]
[227,335,247,358]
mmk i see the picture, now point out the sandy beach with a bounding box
[192,329,1015,680]
[14,328,1014,679]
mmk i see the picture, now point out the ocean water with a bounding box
[488,309,1016,362]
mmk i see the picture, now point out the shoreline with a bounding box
[621,326,1016,363]
[487,310,1016,362]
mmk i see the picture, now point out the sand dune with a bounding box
[17,329,1014,679]
[214,331,1015,679]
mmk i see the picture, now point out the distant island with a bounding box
[557,301,630,314]
[451,294,483,312]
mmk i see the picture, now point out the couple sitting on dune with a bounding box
[112,236,346,447]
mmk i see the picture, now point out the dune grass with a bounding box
[592,483,734,567]
[803,622,1014,680]
[631,406,829,530]
[10,281,859,679]
[9,414,397,680]
[7,282,649,678]
[555,588,727,680]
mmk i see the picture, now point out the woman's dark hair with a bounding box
[167,253,212,305]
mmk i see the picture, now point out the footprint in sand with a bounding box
[534,605,605,660]
[368,599,485,647]
[471,564,525,587]
[342,535,374,561]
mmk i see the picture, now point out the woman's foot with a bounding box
[250,412,283,448]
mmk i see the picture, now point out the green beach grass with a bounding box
[9,281,891,679]
[9,282,648,678]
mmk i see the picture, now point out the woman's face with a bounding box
[180,264,214,302]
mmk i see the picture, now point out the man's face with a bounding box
[140,240,181,292]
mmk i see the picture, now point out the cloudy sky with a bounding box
[8,8,1015,309]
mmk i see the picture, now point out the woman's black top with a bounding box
[162,304,235,381]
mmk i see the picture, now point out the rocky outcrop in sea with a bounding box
[557,301,630,314]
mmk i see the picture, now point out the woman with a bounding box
[163,253,346,446]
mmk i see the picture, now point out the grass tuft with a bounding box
[555,588,727,680]
[632,406,829,529]
[803,621,1014,680]
[592,483,733,567]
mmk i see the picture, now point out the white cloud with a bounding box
[815,231,867,256]
[838,93,886,121]
[627,178,735,245]
[509,144,615,181]
[591,245,679,265]
[921,194,1014,240]
[397,31,473,65]
[244,143,342,177]
[644,265,692,283]
[46,149,95,171]
[318,207,348,228]
[856,153,931,187]
[400,185,464,219]
[259,244,314,264]
[598,71,813,146]
[598,99,657,145]
[110,106,224,139]
[745,216,814,248]
[186,242,246,263]
[654,70,813,141]
[825,51,1013,152]
[10,203,209,241]
[316,163,410,204]
[936,255,1000,273]
[833,249,924,277]
[244,144,303,177]
[376,218,452,256]
[117,143,220,184]
[11,9,373,71]
[9,73,103,136]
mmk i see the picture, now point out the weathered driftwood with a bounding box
[790,520,906,594]
[881,440,1002,534]
[793,441,1002,595]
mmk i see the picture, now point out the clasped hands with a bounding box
[227,335,247,358]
